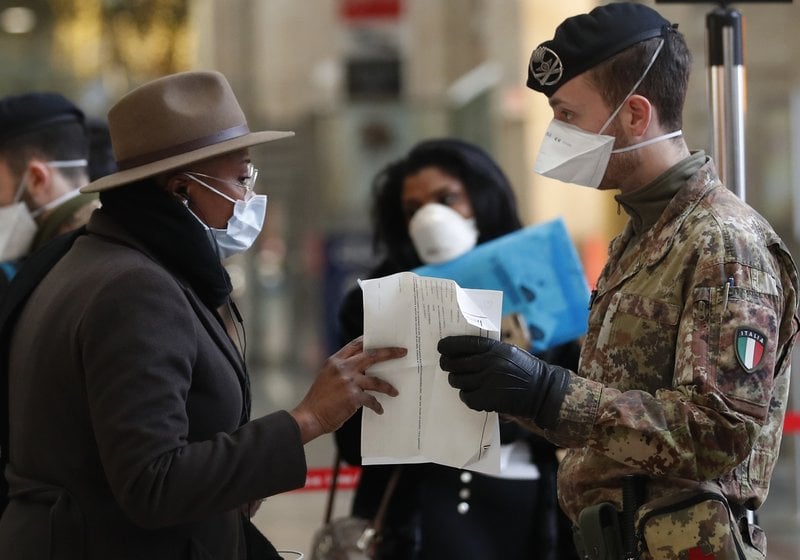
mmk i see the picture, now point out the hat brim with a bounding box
[81,130,294,193]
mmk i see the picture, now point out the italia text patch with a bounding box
[735,328,766,372]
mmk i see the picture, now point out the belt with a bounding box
[5,466,86,560]
[572,500,753,560]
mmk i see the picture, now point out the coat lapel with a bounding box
[180,285,251,424]
[87,212,252,424]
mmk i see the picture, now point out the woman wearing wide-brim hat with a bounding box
[0,70,406,559]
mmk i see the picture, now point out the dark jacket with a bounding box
[0,210,307,559]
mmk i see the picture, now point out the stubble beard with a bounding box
[598,130,640,191]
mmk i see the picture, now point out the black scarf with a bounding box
[99,179,232,310]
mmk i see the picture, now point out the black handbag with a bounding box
[309,453,401,560]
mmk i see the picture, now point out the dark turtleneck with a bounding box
[99,179,232,310]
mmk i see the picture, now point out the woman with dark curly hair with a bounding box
[334,138,580,560]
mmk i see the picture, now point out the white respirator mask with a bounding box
[0,158,88,260]
[533,39,681,189]
[0,202,37,261]
[408,203,479,264]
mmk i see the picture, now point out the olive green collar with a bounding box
[615,151,706,235]
[32,193,99,250]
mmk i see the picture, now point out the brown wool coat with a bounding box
[0,210,306,559]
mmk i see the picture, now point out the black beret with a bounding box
[0,92,85,145]
[527,2,674,97]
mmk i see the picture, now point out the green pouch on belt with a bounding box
[575,502,623,560]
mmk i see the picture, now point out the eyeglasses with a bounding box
[184,163,259,194]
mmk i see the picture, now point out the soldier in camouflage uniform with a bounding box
[437,3,799,560]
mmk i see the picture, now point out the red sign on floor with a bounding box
[296,466,362,492]
[340,0,402,20]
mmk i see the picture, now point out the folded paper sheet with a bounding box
[360,272,502,474]
[414,217,590,352]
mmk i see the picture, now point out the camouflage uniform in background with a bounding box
[0,193,99,293]
[29,193,99,253]
[535,153,799,558]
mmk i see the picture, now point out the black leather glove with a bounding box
[438,335,571,430]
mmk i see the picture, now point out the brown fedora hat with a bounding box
[81,70,293,193]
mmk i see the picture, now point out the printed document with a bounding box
[360,271,502,475]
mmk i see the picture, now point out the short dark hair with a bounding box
[586,30,692,132]
[0,121,89,183]
[0,92,88,183]
[371,138,522,270]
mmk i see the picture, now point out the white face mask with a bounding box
[0,202,37,261]
[533,120,616,189]
[183,173,268,259]
[533,39,682,189]
[0,158,88,260]
[408,203,478,264]
[1,174,37,261]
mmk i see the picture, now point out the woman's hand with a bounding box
[290,336,406,443]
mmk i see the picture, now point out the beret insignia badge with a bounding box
[530,46,563,87]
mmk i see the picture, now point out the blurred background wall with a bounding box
[2,0,799,554]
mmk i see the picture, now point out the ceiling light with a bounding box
[1,7,37,34]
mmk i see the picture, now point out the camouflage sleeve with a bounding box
[542,375,603,448]
[546,256,794,480]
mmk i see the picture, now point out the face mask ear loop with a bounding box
[611,129,683,154]
[598,38,665,135]
[29,189,82,219]
[182,172,238,204]
[13,173,29,204]
[13,159,89,207]
[47,159,88,168]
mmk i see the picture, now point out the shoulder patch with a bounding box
[735,328,766,372]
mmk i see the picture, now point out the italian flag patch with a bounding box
[735,328,766,372]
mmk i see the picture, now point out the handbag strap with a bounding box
[322,450,402,538]
[369,463,401,536]
[322,451,341,524]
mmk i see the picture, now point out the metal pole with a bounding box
[706,6,747,201]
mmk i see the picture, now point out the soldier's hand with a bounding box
[438,335,570,429]
[291,337,406,443]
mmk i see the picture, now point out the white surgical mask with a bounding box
[183,173,267,259]
[533,39,682,189]
[408,203,478,264]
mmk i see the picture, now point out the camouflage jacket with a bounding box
[547,158,800,521]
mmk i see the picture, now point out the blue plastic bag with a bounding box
[414,217,589,352]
